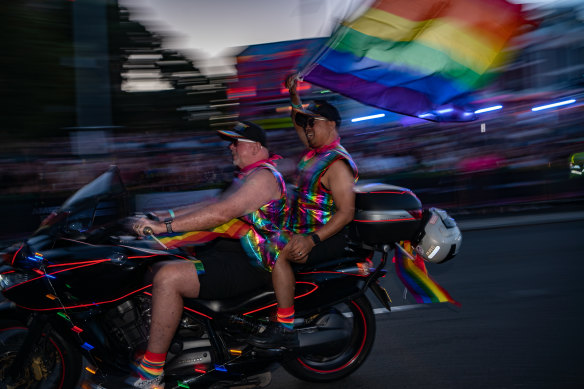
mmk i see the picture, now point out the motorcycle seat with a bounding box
[293,255,366,272]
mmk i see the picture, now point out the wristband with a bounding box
[291,102,302,109]
[310,233,321,245]
[162,209,175,223]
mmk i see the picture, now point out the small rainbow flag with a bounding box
[301,0,527,121]
[394,241,460,306]
[158,219,251,249]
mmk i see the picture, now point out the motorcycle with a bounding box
[0,166,460,388]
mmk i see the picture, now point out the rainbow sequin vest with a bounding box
[239,161,290,271]
[290,140,358,234]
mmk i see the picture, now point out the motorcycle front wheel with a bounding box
[0,320,82,389]
[282,296,376,382]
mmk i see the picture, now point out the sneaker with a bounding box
[247,322,299,349]
[124,373,165,388]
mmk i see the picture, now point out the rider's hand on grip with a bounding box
[124,216,149,237]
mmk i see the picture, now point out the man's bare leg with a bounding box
[248,253,299,349]
[128,261,200,386]
[272,254,295,310]
[147,261,200,353]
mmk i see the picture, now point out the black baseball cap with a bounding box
[217,121,267,147]
[294,100,341,128]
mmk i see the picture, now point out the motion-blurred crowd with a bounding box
[1,100,582,214]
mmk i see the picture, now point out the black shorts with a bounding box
[304,227,351,266]
[195,239,270,300]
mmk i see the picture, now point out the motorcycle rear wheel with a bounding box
[282,296,376,382]
[0,320,82,389]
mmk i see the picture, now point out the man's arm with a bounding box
[286,74,309,148]
[150,199,218,221]
[314,160,356,240]
[136,170,280,235]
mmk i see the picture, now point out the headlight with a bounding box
[0,271,32,291]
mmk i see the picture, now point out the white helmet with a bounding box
[414,208,462,264]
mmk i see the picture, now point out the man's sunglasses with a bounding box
[294,113,327,128]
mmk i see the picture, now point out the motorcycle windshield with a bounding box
[60,166,125,211]
[33,166,129,238]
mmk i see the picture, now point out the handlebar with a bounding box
[141,226,168,250]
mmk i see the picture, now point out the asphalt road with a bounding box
[271,218,584,389]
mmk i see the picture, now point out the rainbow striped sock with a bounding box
[136,351,166,380]
[277,306,295,330]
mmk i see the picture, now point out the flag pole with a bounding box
[298,0,378,80]
[297,22,346,81]
[297,0,372,81]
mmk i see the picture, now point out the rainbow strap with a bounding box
[189,259,205,275]
[394,241,460,306]
[158,218,251,249]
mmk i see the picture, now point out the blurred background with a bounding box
[0,0,583,242]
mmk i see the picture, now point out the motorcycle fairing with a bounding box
[177,283,313,324]
[2,243,185,310]
[292,276,364,316]
[181,269,368,323]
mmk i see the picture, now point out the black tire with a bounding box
[282,296,376,382]
[0,320,82,389]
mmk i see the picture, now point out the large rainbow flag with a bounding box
[300,0,526,122]
[394,241,460,306]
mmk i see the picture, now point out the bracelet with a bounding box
[162,209,175,223]
[310,233,321,245]
[165,220,174,233]
[291,102,302,109]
